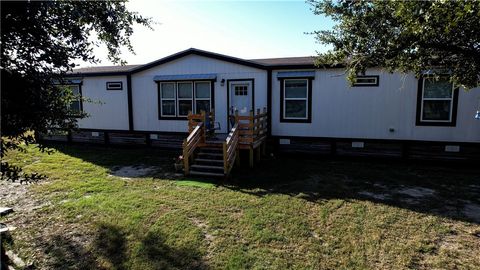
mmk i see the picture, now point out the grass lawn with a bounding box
[2,143,480,269]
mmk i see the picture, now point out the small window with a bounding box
[418,77,457,125]
[106,81,123,90]
[234,85,248,96]
[160,82,176,117]
[352,76,379,87]
[177,82,193,116]
[283,79,308,120]
[67,85,82,114]
[195,82,211,114]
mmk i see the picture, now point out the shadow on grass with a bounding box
[41,234,97,270]
[92,223,128,269]
[226,154,480,224]
[138,231,209,270]
[36,222,208,270]
[46,143,179,179]
[47,143,480,224]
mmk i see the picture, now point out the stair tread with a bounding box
[189,170,224,177]
[198,153,223,157]
[201,147,223,150]
[195,158,224,163]
[191,164,224,170]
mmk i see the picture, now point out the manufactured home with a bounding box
[44,48,480,176]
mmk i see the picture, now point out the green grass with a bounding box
[175,180,216,189]
[2,143,480,269]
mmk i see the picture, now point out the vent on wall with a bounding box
[279,139,291,145]
[444,145,460,152]
[352,76,379,87]
[106,81,123,90]
[351,141,365,148]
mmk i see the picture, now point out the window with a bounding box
[68,84,82,114]
[177,82,193,116]
[280,78,312,123]
[234,85,248,96]
[158,81,213,119]
[160,82,176,117]
[106,81,123,90]
[416,76,458,126]
[352,75,379,87]
[195,82,211,114]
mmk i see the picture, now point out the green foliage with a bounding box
[0,1,152,181]
[309,0,480,89]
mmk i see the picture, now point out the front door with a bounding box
[229,80,253,128]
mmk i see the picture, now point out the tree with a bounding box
[309,0,480,89]
[1,1,152,181]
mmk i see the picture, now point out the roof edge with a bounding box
[65,71,131,77]
[130,48,268,74]
[67,49,348,77]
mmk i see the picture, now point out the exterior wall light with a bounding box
[221,79,225,86]
[476,98,480,120]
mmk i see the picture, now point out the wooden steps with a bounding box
[189,146,225,177]
[188,170,224,177]
[198,152,223,157]
[191,164,223,170]
[195,158,223,164]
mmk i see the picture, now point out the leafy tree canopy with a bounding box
[1,1,151,181]
[309,0,480,89]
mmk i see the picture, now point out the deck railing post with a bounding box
[249,147,254,168]
[104,131,110,145]
[200,110,206,142]
[234,110,239,125]
[223,142,228,175]
[256,108,261,136]
[235,149,240,166]
[263,107,267,130]
[187,110,192,133]
[183,139,189,175]
[146,133,151,146]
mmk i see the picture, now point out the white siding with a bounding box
[131,55,267,133]
[77,76,129,130]
[272,69,480,143]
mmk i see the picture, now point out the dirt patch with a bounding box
[1,180,94,269]
[357,191,391,200]
[109,165,158,179]
[189,217,215,261]
[0,181,50,214]
[463,203,480,223]
[396,187,435,198]
[420,223,480,269]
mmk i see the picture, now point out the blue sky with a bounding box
[78,0,335,67]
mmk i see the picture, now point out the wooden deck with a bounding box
[182,108,268,177]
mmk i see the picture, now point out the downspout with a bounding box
[267,69,272,137]
[127,74,134,131]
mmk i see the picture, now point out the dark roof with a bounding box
[68,48,318,76]
[130,48,266,73]
[68,64,140,76]
[249,56,315,66]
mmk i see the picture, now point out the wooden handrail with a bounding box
[188,110,214,133]
[235,107,268,146]
[183,122,204,175]
[223,122,239,175]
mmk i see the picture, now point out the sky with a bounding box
[77,0,335,67]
